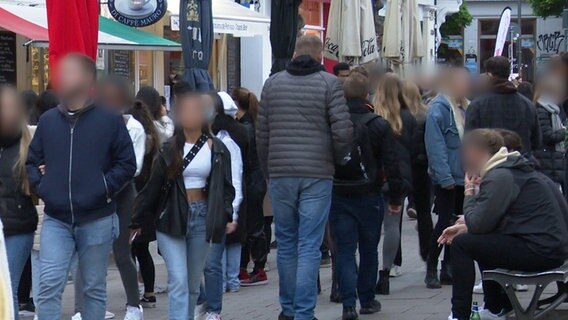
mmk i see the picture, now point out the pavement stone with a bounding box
[54,215,568,320]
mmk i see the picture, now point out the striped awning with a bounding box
[0,3,181,51]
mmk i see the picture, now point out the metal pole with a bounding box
[563,7,568,52]
[517,0,522,78]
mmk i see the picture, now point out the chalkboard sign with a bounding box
[111,50,131,79]
[0,32,17,85]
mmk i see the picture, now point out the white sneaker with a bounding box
[473,281,484,294]
[389,265,402,277]
[105,311,116,319]
[479,308,507,320]
[448,313,457,320]
[204,312,222,320]
[514,284,528,292]
[71,313,82,320]
[124,305,143,320]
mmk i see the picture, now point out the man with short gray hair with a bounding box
[257,35,353,320]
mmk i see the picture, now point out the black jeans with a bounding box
[412,164,433,261]
[451,233,563,320]
[428,186,464,265]
[330,193,384,307]
[131,241,155,294]
[241,175,268,271]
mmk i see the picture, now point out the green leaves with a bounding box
[527,0,567,18]
[440,3,473,37]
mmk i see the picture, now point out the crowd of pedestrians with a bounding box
[2,35,568,320]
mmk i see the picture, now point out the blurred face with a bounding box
[98,83,125,111]
[200,94,217,124]
[177,95,205,131]
[451,69,470,99]
[462,144,490,175]
[0,88,23,135]
[57,57,94,101]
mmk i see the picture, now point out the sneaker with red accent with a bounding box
[241,269,268,286]
[239,268,250,281]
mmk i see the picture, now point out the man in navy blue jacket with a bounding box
[26,53,136,320]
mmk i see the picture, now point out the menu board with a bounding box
[0,32,17,85]
[111,50,131,79]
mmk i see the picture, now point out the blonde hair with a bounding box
[403,80,426,117]
[1,86,32,195]
[373,73,408,135]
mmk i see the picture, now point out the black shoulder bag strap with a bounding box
[157,134,209,213]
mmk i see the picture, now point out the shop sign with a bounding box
[108,0,168,27]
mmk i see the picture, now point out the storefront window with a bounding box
[138,51,153,88]
[479,19,536,80]
[300,0,324,39]
[31,47,49,93]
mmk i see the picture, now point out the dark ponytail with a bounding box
[231,87,259,124]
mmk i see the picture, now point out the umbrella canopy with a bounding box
[382,0,402,62]
[270,0,302,75]
[46,0,98,86]
[409,0,425,59]
[180,0,215,91]
[324,0,379,65]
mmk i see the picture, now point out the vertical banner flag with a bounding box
[494,7,512,57]
[46,0,99,87]
[180,0,214,91]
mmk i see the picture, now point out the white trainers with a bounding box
[479,308,507,320]
[124,305,143,320]
[389,265,402,277]
[204,312,222,320]
[72,311,115,320]
[473,281,484,294]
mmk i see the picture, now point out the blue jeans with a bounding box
[270,177,333,320]
[204,235,225,313]
[37,214,118,320]
[157,201,209,320]
[329,193,384,308]
[31,249,40,309]
[5,232,34,320]
[222,243,242,291]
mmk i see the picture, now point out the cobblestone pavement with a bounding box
[54,215,568,320]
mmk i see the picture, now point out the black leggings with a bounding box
[412,164,433,261]
[428,186,464,265]
[451,233,563,320]
[131,241,155,294]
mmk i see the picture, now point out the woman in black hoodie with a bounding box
[232,87,270,285]
[0,85,38,320]
[373,73,417,294]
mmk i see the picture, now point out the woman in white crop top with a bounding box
[131,92,236,320]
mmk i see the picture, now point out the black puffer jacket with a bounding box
[534,103,566,185]
[131,137,235,243]
[0,133,38,236]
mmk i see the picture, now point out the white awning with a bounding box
[169,0,270,37]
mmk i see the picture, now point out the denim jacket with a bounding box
[425,95,465,187]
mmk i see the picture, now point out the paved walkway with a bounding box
[54,215,568,320]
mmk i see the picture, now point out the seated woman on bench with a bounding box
[439,129,568,320]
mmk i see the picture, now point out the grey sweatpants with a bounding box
[381,198,402,270]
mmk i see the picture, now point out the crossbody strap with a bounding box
[182,134,209,171]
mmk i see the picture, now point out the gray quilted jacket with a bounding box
[256,56,353,179]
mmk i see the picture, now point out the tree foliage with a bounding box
[527,0,567,18]
[440,3,473,36]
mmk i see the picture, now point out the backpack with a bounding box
[334,112,380,194]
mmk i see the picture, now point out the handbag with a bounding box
[156,134,209,216]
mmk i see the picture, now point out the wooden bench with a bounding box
[483,261,568,320]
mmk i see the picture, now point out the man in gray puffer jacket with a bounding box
[257,35,353,320]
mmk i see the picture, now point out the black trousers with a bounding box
[241,175,268,271]
[131,241,155,294]
[451,233,563,320]
[427,185,464,265]
[412,164,433,261]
